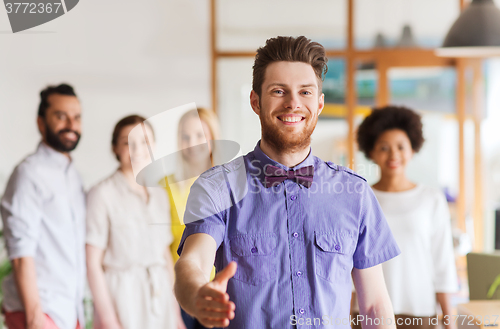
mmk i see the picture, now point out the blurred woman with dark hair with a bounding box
[355,106,458,329]
[86,115,185,329]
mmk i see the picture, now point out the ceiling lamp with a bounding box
[436,0,500,57]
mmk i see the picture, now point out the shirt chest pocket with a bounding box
[314,231,356,284]
[43,192,72,226]
[229,233,277,286]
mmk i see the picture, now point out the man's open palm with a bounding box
[194,262,237,328]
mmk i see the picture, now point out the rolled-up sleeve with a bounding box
[353,183,401,269]
[85,186,109,250]
[0,165,43,259]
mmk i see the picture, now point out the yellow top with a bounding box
[163,175,215,280]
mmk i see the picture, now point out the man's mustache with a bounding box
[274,111,308,117]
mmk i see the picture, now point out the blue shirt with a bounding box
[178,142,400,328]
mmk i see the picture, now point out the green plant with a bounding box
[0,231,12,300]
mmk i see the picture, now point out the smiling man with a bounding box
[174,36,400,328]
[1,84,85,329]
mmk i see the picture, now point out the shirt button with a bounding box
[296,271,302,277]
[292,232,299,238]
[251,247,258,253]
[335,245,341,251]
[290,195,296,201]
[299,308,305,314]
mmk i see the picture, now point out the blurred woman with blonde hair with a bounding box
[163,108,220,329]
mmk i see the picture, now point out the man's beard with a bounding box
[44,121,81,153]
[260,113,317,155]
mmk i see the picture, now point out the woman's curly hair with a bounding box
[356,105,425,159]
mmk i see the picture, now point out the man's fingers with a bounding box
[227,305,235,320]
[213,261,237,285]
[195,266,236,328]
[198,285,228,301]
[199,318,230,328]
[199,308,233,320]
[197,297,235,312]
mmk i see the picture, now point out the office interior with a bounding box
[2,0,500,324]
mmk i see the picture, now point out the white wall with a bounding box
[216,0,460,49]
[0,0,211,191]
[355,0,459,47]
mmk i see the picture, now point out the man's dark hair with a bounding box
[357,105,425,159]
[38,83,77,117]
[252,36,328,97]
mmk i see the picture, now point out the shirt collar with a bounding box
[114,169,154,202]
[252,140,315,172]
[37,141,72,170]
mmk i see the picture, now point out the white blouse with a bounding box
[86,170,176,329]
[373,184,458,316]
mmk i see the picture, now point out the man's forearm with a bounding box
[361,303,397,329]
[174,257,210,316]
[11,257,43,324]
[353,266,397,329]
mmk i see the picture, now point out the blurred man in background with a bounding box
[1,83,85,329]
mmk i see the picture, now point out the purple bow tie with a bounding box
[264,165,314,188]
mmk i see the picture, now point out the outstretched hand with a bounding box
[193,262,237,328]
